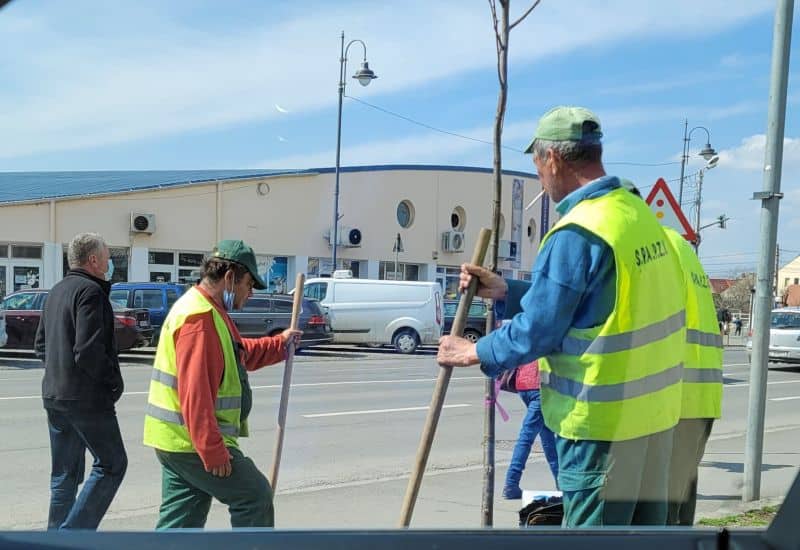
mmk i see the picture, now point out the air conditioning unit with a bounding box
[130,213,156,234]
[326,226,362,248]
[498,240,518,261]
[441,230,465,253]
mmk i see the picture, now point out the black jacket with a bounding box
[35,269,124,411]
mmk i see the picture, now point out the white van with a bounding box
[302,272,443,354]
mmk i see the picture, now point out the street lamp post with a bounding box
[693,155,719,252]
[678,120,718,207]
[332,32,377,272]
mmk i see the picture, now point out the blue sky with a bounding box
[1,0,798,276]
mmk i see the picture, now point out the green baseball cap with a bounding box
[523,106,603,154]
[211,239,267,290]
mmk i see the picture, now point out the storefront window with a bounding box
[13,266,40,291]
[436,266,461,299]
[11,245,42,259]
[381,262,421,281]
[0,245,7,258]
[149,251,175,265]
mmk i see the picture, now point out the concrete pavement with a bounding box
[0,347,797,530]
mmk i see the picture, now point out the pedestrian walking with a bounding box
[734,316,742,336]
[437,106,686,527]
[34,232,128,530]
[502,360,558,500]
[143,240,301,529]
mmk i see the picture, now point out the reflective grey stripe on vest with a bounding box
[147,403,185,425]
[151,369,178,389]
[561,310,686,356]
[540,363,683,402]
[216,396,242,410]
[682,367,723,384]
[151,371,241,411]
[686,329,723,349]
[146,403,239,436]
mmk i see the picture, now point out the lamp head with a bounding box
[699,142,717,161]
[705,155,720,170]
[353,61,377,86]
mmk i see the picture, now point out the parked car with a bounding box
[110,282,187,344]
[302,273,443,354]
[229,294,333,349]
[0,309,7,348]
[442,300,489,343]
[0,289,153,351]
[746,307,800,364]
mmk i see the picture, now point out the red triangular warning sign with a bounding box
[645,178,697,242]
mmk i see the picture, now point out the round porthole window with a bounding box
[451,206,466,231]
[528,218,537,242]
[397,200,415,228]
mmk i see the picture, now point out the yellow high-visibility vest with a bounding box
[539,187,686,441]
[663,227,723,419]
[143,287,244,452]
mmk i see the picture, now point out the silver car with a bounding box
[746,307,800,363]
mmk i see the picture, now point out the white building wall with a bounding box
[0,168,548,289]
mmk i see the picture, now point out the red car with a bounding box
[0,289,153,351]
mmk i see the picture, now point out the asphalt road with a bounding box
[0,346,797,530]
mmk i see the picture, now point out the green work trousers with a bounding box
[556,427,674,527]
[667,418,714,526]
[155,447,274,529]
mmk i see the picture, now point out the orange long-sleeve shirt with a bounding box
[174,286,286,469]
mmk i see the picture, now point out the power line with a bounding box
[346,94,681,168]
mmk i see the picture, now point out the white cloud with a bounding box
[717,134,800,171]
[0,0,773,159]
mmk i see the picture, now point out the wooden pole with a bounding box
[268,272,305,491]
[399,228,492,526]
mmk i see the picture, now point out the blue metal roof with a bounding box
[0,165,538,204]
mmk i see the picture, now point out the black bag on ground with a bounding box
[518,496,563,527]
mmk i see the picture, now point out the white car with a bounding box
[746,307,800,364]
[0,310,7,348]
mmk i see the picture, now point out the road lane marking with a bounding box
[726,380,800,388]
[303,403,471,418]
[770,396,800,402]
[707,424,800,442]
[250,376,484,390]
[0,376,486,400]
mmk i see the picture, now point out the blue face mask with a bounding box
[223,279,235,310]
[104,258,114,282]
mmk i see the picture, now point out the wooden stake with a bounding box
[399,228,492,526]
[268,272,305,491]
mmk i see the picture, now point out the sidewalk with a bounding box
[94,426,798,531]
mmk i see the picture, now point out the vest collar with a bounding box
[556,175,621,216]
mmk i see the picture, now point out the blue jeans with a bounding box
[46,408,128,530]
[505,390,559,489]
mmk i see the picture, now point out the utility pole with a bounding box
[743,0,793,502]
[775,243,780,296]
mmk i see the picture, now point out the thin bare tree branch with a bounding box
[510,0,542,31]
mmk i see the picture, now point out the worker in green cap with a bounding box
[438,106,686,527]
[143,239,301,529]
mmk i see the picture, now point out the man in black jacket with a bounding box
[34,232,128,530]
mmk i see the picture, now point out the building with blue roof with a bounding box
[0,165,548,299]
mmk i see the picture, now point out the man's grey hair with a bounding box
[67,232,107,269]
[532,138,603,165]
